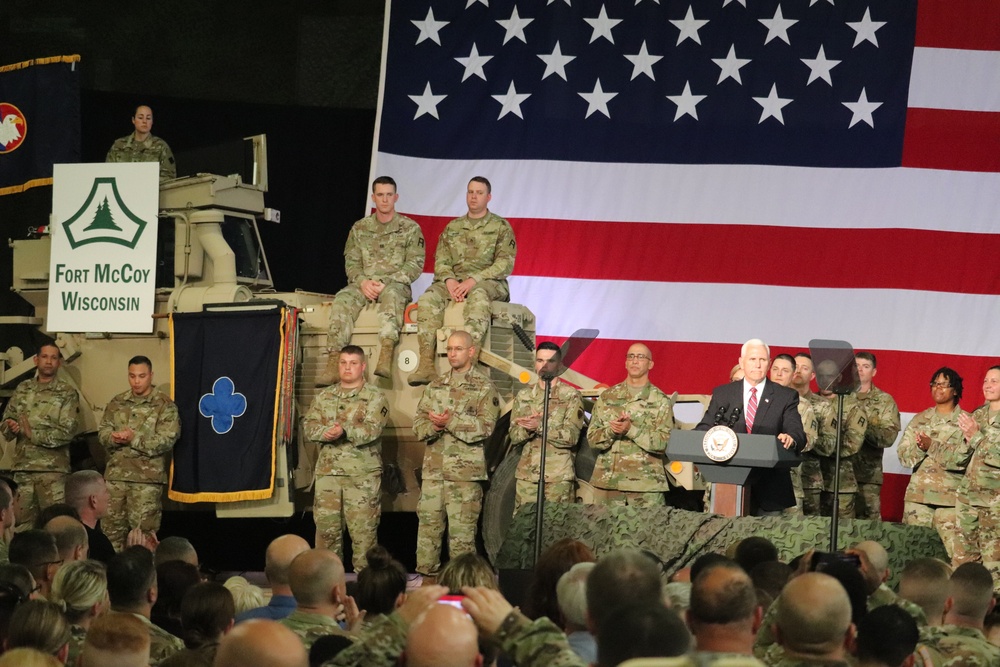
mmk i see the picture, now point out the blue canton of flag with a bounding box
[380,0,917,167]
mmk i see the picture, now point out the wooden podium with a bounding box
[668,430,801,517]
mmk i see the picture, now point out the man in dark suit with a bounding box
[696,339,805,515]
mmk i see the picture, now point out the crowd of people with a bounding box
[0,513,993,667]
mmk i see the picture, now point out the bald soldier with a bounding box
[280,549,357,650]
[404,602,482,667]
[412,330,500,575]
[303,345,388,571]
[217,619,308,667]
[106,105,176,180]
[408,177,516,386]
[770,354,818,514]
[510,341,584,511]
[774,573,855,667]
[1,341,79,529]
[589,343,675,507]
[317,176,425,385]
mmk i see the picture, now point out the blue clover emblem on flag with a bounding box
[198,377,247,435]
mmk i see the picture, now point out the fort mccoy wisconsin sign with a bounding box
[47,163,158,332]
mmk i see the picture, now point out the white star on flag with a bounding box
[492,82,532,119]
[670,6,710,46]
[752,83,792,124]
[411,8,449,46]
[666,81,707,120]
[466,0,487,6]
[843,88,882,128]
[578,79,618,118]
[538,41,576,81]
[723,0,747,6]
[801,45,841,86]
[625,41,663,81]
[584,5,622,44]
[455,44,493,82]
[409,82,447,119]
[847,8,886,48]
[497,6,534,45]
[759,5,798,45]
[712,45,751,84]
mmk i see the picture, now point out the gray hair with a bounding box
[557,561,595,627]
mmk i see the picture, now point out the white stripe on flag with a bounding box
[909,47,1000,112]
[376,152,1000,233]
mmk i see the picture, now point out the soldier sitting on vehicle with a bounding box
[317,176,425,385]
[408,176,516,386]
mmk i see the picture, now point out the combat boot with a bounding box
[315,352,340,387]
[374,339,395,379]
[407,335,437,386]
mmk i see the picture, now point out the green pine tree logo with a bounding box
[83,197,123,232]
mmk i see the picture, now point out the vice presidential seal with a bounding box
[702,425,739,462]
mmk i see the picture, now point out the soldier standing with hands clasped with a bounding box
[412,331,500,575]
[589,343,674,507]
[98,355,180,550]
[510,341,584,512]
[1,341,79,530]
[303,345,388,572]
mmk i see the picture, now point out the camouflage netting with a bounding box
[496,504,947,588]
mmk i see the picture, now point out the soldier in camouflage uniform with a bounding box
[408,177,516,386]
[954,365,1000,589]
[922,563,1000,667]
[853,352,901,521]
[763,573,855,667]
[107,547,183,666]
[98,356,180,551]
[792,353,832,516]
[589,343,674,507]
[815,381,867,519]
[105,105,176,180]
[510,342,584,512]
[897,367,973,560]
[770,354,817,514]
[1,342,79,529]
[316,177,425,385]
[412,331,500,575]
[280,549,357,651]
[302,345,388,572]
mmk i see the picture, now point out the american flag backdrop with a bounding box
[370,0,1000,520]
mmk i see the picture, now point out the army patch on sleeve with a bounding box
[381,406,388,417]
[418,237,425,247]
[493,397,499,407]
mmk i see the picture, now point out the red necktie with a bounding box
[746,386,757,433]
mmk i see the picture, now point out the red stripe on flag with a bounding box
[901,108,1000,172]
[881,473,909,523]
[535,337,999,415]
[406,215,1000,295]
[914,0,1000,51]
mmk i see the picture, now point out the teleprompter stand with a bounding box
[531,329,598,565]
[668,430,801,516]
[809,338,861,552]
